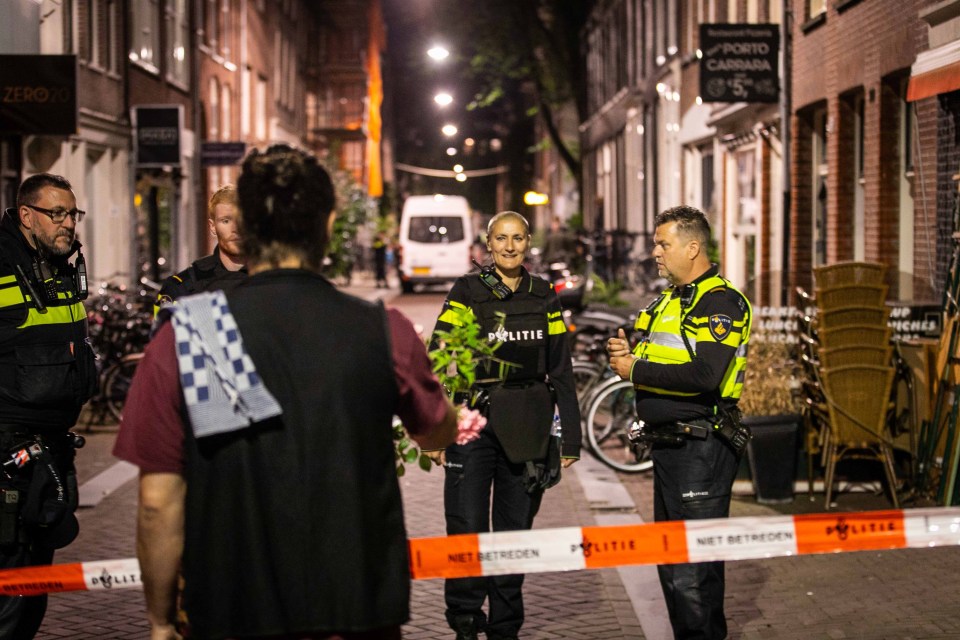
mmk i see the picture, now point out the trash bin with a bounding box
[744,414,801,504]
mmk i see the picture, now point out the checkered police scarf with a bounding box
[166,291,283,438]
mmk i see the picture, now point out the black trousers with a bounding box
[443,430,543,639]
[0,541,55,639]
[651,433,740,640]
[0,430,78,640]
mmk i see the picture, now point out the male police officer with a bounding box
[607,205,752,640]
[0,173,96,638]
[155,185,247,313]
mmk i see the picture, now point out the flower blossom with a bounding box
[456,407,486,445]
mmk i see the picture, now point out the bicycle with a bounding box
[583,375,653,473]
[83,279,155,425]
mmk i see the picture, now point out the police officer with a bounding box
[154,185,247,313]
[426,211,581,640]
[607,205,752,640]
[0,173,96,638]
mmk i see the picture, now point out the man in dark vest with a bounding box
[0,173,95,638]
[115,145,461,640]
[154,185,247,314]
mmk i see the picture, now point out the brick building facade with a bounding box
[1,0,385,286]
[788,0,941,302]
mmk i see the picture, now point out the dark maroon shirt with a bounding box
[114,307,448,473]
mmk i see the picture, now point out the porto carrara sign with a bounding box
[699,24,779,103]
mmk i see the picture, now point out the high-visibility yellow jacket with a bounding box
[631,270,752,403]
[0,208,97,428]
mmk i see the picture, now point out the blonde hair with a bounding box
[486,210,530,236]
[208,184,238,219]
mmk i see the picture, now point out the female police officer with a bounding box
[425,211,581,640]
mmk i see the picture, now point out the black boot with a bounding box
[452,614,479,640]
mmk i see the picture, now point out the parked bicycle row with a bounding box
[81,278,157,426]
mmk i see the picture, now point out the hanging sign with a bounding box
[0,55,77,135]
[134,105,182,168]
[200,141,247,166]
[699,24,780,103]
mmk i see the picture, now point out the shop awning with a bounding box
[907,59,960,102]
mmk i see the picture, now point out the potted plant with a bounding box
[739,330,805,503]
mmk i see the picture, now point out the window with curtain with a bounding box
[129,0,161,72]
[166,0,189,86]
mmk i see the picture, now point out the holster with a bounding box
[2,434,80,550]
[633,420,711,446]
[522,435,562,494]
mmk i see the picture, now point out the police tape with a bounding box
[2,507,960,596]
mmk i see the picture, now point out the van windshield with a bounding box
[408,216,465,243]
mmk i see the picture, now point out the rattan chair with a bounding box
[818,325,893,350]
[817,306,891,330]
[819,345,893,369]
[814,261,887,289]
[815,284,888,310]
[820,364,899,509]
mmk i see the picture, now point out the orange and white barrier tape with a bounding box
[0,558,140,597]
[2,508,960,596]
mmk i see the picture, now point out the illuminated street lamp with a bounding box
[446,147,457,156]
[523,191,550,206]
[441,124,458,137]
[427,45,449,61]
[455,173,467,182]
[434,92,453,107]
[453,164,464,173]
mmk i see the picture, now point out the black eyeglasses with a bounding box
[25,204,86,224]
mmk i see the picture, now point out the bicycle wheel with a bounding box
[572,359,605,399]
[103,353,144,422]
[585,378,652,473]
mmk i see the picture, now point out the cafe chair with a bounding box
[821,364,899,509]
[814,261,888,289]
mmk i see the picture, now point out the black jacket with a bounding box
[432,269,581,458]
[155,246,248,310]
[0,208,97,429]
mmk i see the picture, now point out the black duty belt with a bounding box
[655,419,711,440]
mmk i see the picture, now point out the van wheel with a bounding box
[401,281,415,294]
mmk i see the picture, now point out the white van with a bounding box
[398,194,474,293]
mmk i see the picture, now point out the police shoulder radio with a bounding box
[472,259,513,300]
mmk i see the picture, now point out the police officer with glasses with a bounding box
[0,173,95,638]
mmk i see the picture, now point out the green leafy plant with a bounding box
[393,418,433,476]
[586,273,629,307]
[429,308,517,394]
[392,307,515,476]
[323,164,373,282]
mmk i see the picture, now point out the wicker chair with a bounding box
[815,284,888,310]
[819,345,893,369]
[814,261,887,289]
[820,364,899,509]
[818,325,893,350]
[817,306,891,330]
